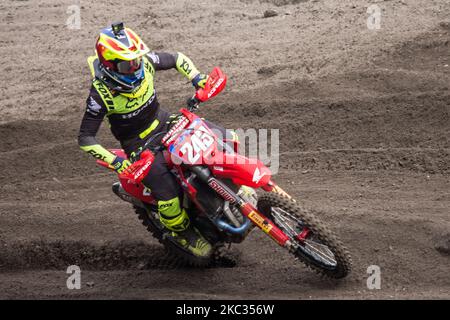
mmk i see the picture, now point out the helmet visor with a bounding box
[116,57,142,74]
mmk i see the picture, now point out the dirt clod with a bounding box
[263,10,278,18]
[434,234,450,255]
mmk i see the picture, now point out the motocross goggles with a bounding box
[100,57,145,93]
[116,57,143,74]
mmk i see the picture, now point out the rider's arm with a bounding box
[146,52,201,81]
[78,89,116,164]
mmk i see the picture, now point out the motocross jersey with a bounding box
[78,51,201,163]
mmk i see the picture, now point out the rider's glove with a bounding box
[191,73,208,89]
[111,156,131,174]
[130,147,143,163]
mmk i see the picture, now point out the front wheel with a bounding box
[257,193,352,279]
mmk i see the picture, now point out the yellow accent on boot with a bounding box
[159,208,190,232]
[174,226,212,257]
[158,197,189,231]
[158,197,190,232]
[157,198,212,257]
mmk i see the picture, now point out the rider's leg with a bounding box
[141,153,186,230]
[141,152,212,257]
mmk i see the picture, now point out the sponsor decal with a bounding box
[248,211,273,234]
[209,179,236,203]
[162,116,189,145]
[87,97,102,115]
[122,94,155,119]
[179,59,192,75]
[179,125,214,164]
[86,149,107,161]
[133,158,153,180]
[143,187,152,196]
[207,77,224,99]
[252,167,267,184]
[148,52,160,64]
[125,97,141,109]
[96,85,113,106]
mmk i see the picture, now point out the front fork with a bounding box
[189,166,295,250]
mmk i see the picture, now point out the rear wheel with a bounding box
[134,205,235,268]
[257,193,351,279]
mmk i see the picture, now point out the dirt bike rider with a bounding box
[78,22,227,258]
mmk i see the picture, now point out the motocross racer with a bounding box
[78,22,230,258]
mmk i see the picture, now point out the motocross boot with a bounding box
[158,197,212,257]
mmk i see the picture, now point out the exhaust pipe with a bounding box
[216,218,252,235]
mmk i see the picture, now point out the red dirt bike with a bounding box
[97,68,351,278]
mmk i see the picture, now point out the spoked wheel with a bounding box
[258,193,352,279]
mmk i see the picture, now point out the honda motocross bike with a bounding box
[97,67,352,279]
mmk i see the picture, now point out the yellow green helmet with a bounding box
[95,22,150,94]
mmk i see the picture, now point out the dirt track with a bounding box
[0,0,449,299]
